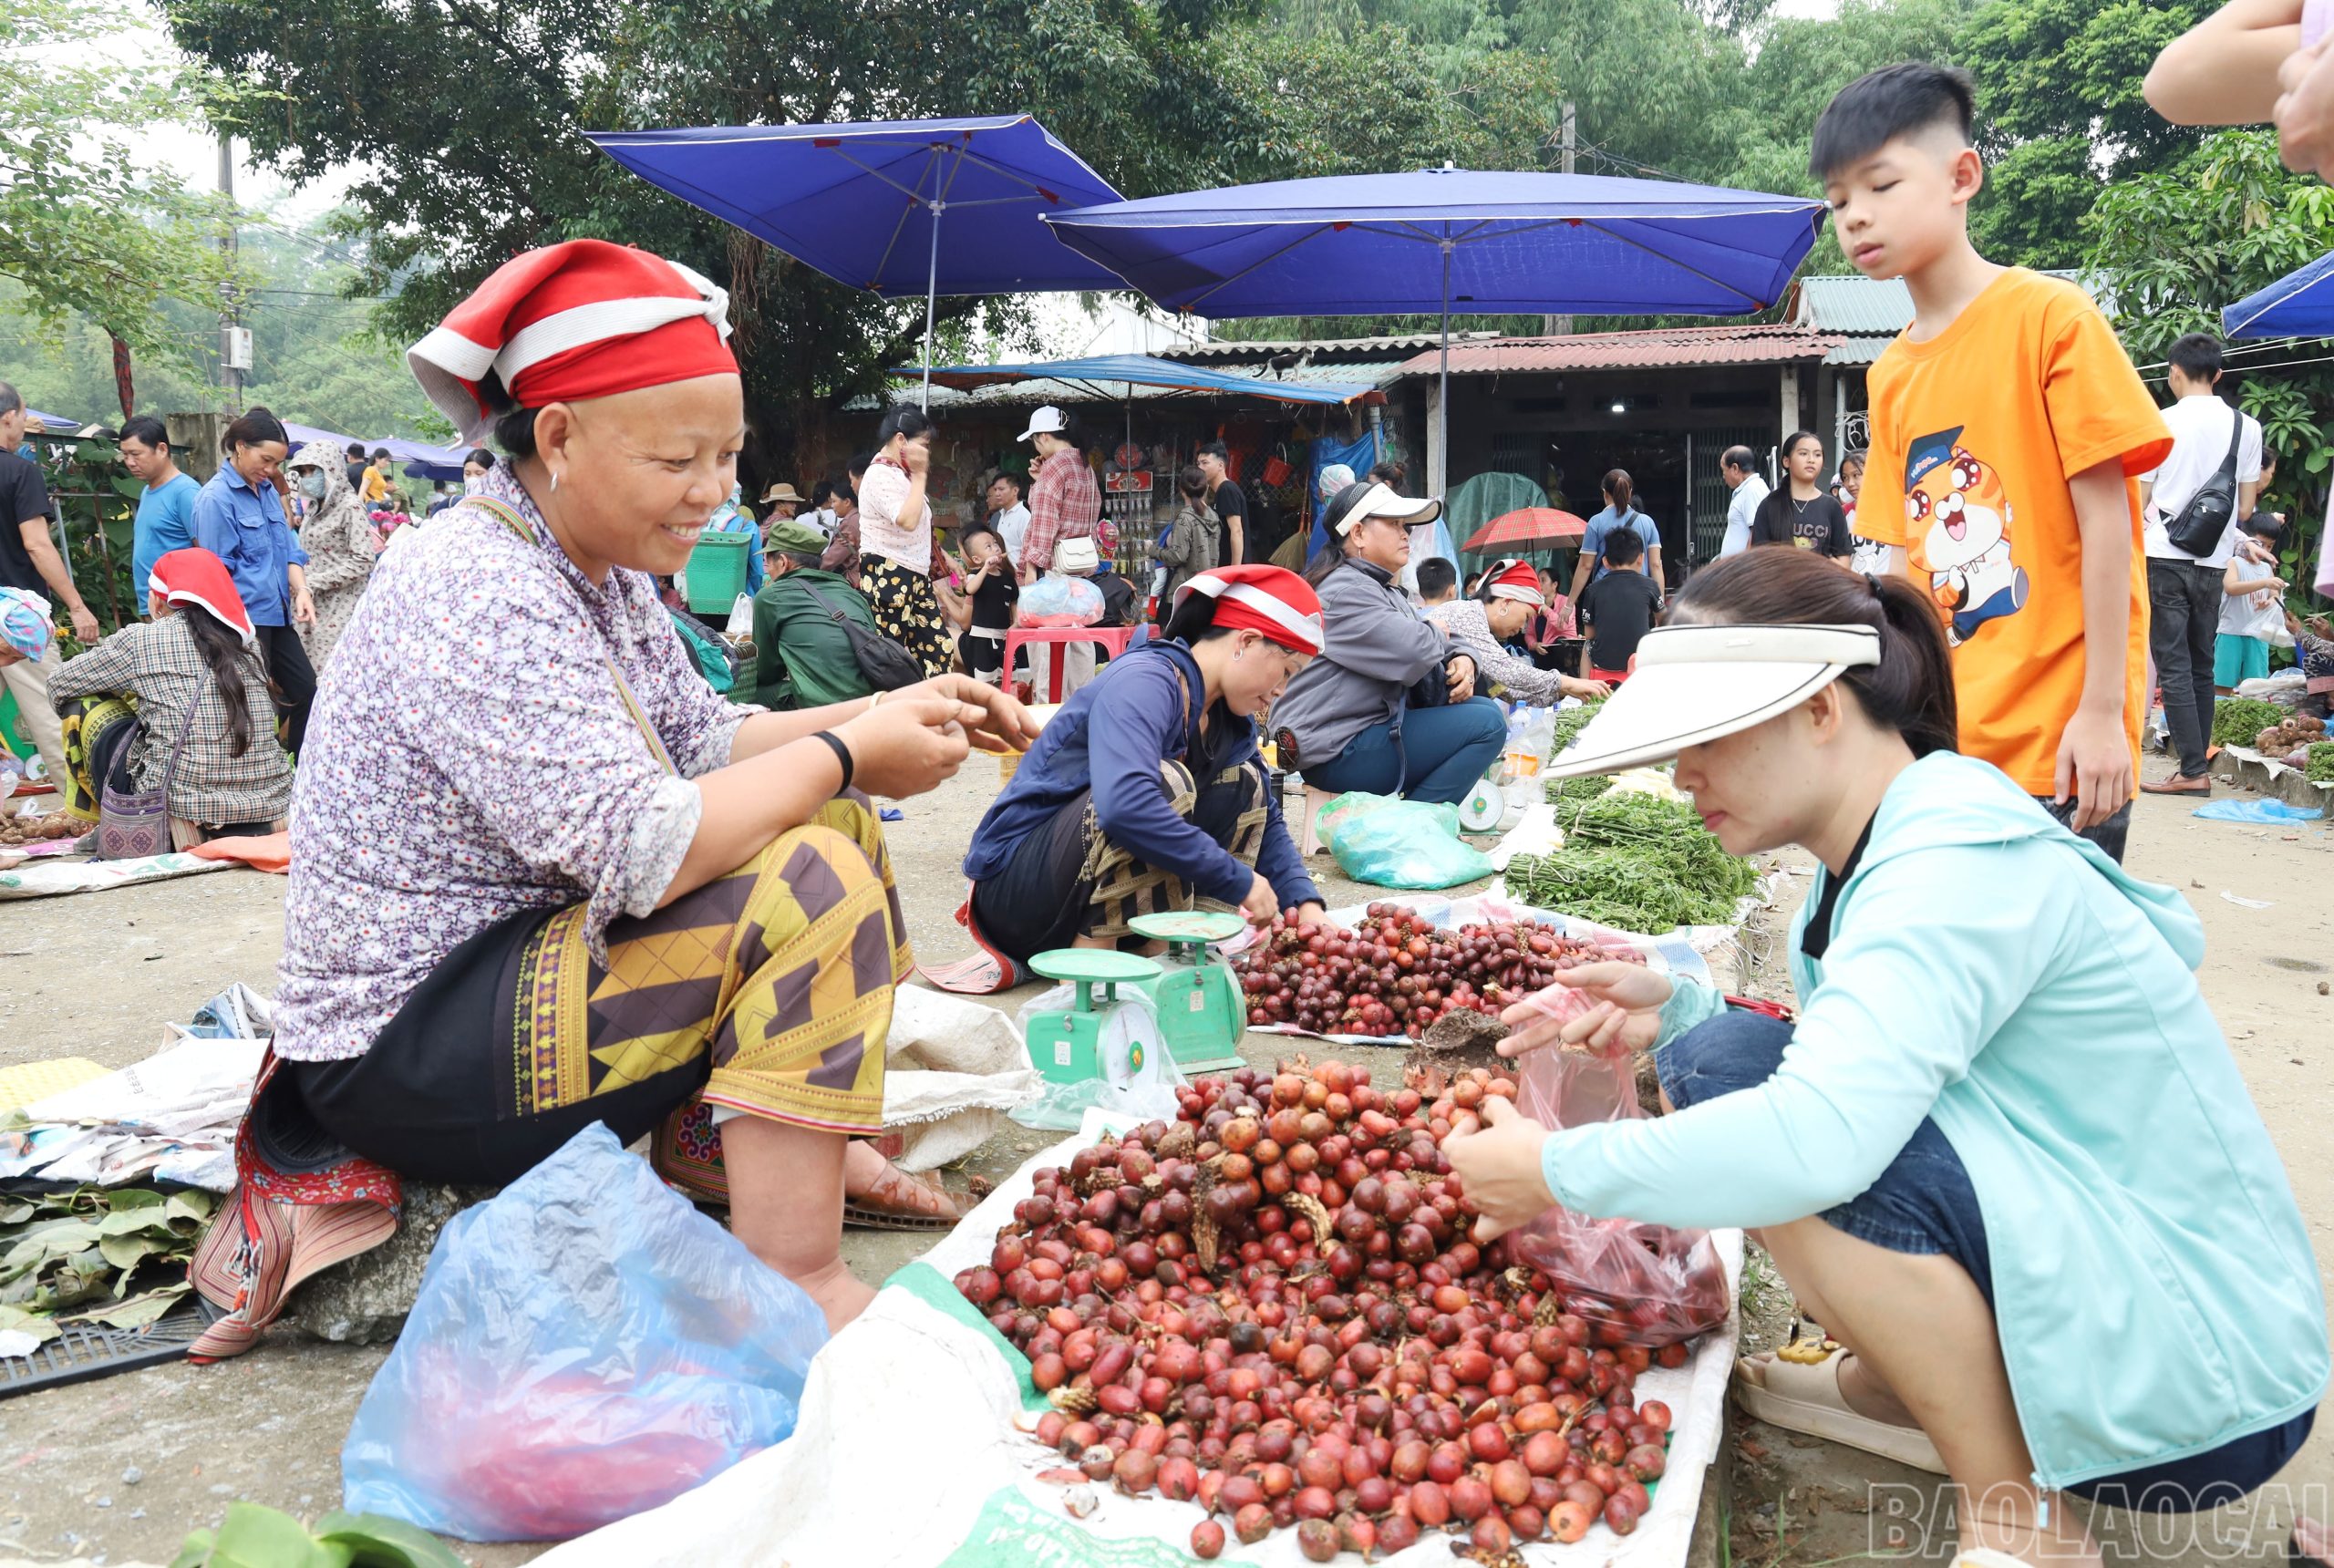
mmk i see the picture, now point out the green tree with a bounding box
[2087,129,2334,607]
[170,0,1559,476]
[0,0,251,369]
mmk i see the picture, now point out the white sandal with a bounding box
[1733,1339,1947,1474]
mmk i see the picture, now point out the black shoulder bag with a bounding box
[793,578,924,691]
[2164,409,2246,558]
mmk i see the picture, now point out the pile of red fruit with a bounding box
[954,1058,1699,1563]
[1236,904,1637,1040]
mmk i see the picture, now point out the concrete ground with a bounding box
[0,751,2329,1566]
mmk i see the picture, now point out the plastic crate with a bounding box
[682,531,752,614]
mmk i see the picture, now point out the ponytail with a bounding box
[181,607,282,758]
[1669,550,1957,758]
[1602,468,1634,514]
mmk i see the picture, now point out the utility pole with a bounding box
[217,137,245,412]
[1542,101,1575,339]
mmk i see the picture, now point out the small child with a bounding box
[948,522,1017,686]
[2217,493,2288,696]
[1821,63,2173,862]
[1575,528,1663,682]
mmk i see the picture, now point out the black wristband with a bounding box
[811,729,853,795]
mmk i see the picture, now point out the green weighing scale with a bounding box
[1026,949,1165,1087]
[1127,910,1251,1074]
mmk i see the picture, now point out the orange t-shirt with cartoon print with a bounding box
[1860,268,2173,798]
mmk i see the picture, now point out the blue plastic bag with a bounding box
[341,1122,827,1542]
[2192,799,2324,824]
[1325,793,1495,890]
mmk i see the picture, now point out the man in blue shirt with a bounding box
[119,416,201,609]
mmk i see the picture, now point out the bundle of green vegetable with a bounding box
[2213,696,2288,748]
[1547,772,1615,806]
[2308,740,2334,784]
[0,1185,216,1342]
[1548,698,1606,756]
[1505,791,1760,932]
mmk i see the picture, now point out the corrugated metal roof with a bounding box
[1823,336,1897,366]
[1392,325,1842,377]
[1790,269,2101,336]
[1162,332,1503,362]
[842,359,1407,413]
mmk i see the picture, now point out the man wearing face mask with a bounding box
[284,441,381,669]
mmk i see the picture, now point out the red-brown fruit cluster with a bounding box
[1234,904,1640,1039]
[955,1058,1695,1559]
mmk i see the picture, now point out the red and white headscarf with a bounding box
[1484,559,1546,607]
[150,549,256,646]
[1172,564,1325,655]
[407,240,738,443]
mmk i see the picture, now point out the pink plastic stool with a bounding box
[1003,624,1136,703]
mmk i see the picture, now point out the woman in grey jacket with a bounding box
[1153,464,1220,618]
[1270,482,1507,805]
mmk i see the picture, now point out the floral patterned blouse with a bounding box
[274,461,752,1061]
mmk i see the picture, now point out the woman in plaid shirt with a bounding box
[48,547,291,847]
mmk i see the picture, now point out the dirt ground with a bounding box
[1,751,2329,1567]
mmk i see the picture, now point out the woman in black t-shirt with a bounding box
[1750,430,1854,559]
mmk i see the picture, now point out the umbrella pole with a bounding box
[922,201,942,413]
[1438,241,1451,500]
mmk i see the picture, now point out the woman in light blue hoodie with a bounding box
[1448,547,2324,1568]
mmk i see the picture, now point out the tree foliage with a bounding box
[2088,130,2334,605]
[169,0,1561,475]
[0,0,251,369]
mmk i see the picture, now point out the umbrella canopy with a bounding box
[1044,168,1827,319]
[589,115,1125,408]
[1045,168,1825,494]
[1463,506,1587,552]
[2224,249,2334,339]
[893,354,1380,407]
[284,424,472,483]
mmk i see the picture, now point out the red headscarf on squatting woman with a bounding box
[150,547,258,645]
[1170,563,1326,655]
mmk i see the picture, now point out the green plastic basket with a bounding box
[682,531,751,614]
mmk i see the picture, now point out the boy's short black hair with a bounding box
[1416,558,1458,598]
[1602,528,1647,568]
[1810,62,1977,181]
[2167,333,2225,384]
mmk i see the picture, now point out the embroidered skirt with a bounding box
[290,796,912,1198]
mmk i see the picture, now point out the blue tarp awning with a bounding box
[2224,250,2334,339]
[284,423,470,480]
[587,116,1126,298]
[1044,168,1827,318]
[888,354,1380,406]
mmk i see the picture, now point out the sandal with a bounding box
[844,1160,969,1233]
[1733,1340,1947,1474]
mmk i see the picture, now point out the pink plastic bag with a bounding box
[1506,1047,1730,1348]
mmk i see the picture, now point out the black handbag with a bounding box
[2164,408,2247,558]
[794,579,924,692]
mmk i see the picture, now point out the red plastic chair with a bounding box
[1002,624,1136,703]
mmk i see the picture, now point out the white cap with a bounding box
[1545,624,1882,778]
[1053,536,1100,574]
[1017,405,1069,443]
[1327,481,1441,537]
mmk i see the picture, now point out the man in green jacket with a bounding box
[749,518,879,710]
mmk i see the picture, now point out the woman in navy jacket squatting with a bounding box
[964,565,1330,977]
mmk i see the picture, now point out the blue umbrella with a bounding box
[2224,249,2334,339]
[587,116,1124,407]
[1045,167,1827,486]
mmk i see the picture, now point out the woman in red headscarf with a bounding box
[1427,558,1609,707]
[48,547,294,847]
[224,241,1038,1346]
[960,564,1333,980]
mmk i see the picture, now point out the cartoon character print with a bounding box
[1905,440,2029,648]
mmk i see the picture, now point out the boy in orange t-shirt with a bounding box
[1816,65,2172,863]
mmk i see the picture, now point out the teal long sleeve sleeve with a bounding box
[1534,841,2073,1232]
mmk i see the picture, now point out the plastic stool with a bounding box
[1002,625,1136,704]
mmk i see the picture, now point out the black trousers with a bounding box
[254,622,315,755]
[2146,558,2220,779]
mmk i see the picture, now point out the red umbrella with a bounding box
[1462,507,1587,552]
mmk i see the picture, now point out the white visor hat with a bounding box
[1545,623,1882,779]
